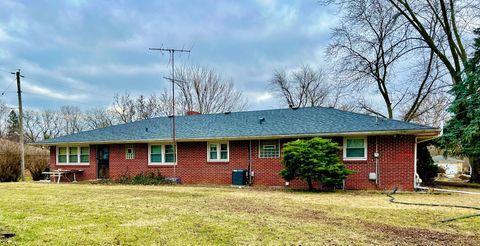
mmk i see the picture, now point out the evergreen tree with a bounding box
[441,28,480,183]
[280,137,352,190]
[416,143,438,185]
[6,110,20,142]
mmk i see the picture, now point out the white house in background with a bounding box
[432,155,470,177]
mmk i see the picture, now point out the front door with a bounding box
[97,145,109,179]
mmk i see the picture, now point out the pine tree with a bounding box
[416,143,438,185]
[441,28,480,183]
[6,110,20,142]
[280,137,352,190]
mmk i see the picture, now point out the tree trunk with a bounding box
[469,157,480,183]
[307,178,314,191]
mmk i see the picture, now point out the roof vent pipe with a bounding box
[259,117,265,124]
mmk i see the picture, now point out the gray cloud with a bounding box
[0,0,337,111]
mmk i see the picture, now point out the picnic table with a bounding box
[42,169,84,184]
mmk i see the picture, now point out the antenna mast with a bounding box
[149,47,190,179]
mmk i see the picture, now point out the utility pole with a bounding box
[149,47,190,179]
[12,69,25,182]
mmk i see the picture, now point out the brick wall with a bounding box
[49,146,97,180]
[343,135,415,191]
[49,135,416,190]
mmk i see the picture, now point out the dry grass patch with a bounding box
[0,183,478,245]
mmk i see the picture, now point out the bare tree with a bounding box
[328,0,448,121]
[135,93,169,119]
[401,93,451,127]
[110,92,172,122]
[38,109,62,140]
[23,110,42,143]
[0,100,8,138]
[84,107,115,130]
[111,92,136,123]
[270,65,333,108]
[387,0,478,85]
[174,65,248,114]
[157,90,174,116]
[59,106,84,135]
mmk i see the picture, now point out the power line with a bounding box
[21,76,111,99]
[18,91,103,108]
[1,78,16,96]
[0,68,13,74]
[3,75,112,107]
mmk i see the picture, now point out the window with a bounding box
[259,140,280,158]
[165,144,176,163]
[58,147,67,163]
[343,137,367,160]
[149,144,176,165]
[208,142,229,162]
[150,145,162,163]
[56,146,90,165]
[125,144,135,160]
[210,144,217,160]
[69,147,78,163]
[80,147,90,163]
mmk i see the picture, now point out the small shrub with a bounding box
[25,148,49,181]
[280,137,353,190]
[116,171,174,185]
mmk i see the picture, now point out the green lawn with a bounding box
[0,183,479,245]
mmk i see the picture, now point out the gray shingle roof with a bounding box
[36,106,438,145]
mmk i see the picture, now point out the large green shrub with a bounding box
[280,137,352,190]
[416,143,439,185]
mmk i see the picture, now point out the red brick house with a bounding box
[34,107,439,190]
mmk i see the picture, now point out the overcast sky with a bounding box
[0,0,338,111]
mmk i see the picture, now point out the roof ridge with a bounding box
[321,106,437,129]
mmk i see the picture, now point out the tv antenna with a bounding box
[149,46,190,179]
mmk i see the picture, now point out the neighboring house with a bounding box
[33,107,439,191]
[432,155,469,177]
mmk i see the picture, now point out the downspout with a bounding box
[375,136,380,185]
[414,137,419,189]
[415,122,443,189]
[248,140,252,185]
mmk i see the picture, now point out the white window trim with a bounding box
[207,142,229,162]
[148,143,177,166]
[258,139,281,158]
[125,144,135,160]
[343,137,368,161]
[56,146,90,166]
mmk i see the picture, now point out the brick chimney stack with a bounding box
[186,111,201,116]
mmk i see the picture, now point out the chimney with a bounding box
[186,111,201,116]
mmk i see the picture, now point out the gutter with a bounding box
[417,122,443,144]
[30,129,441,147]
